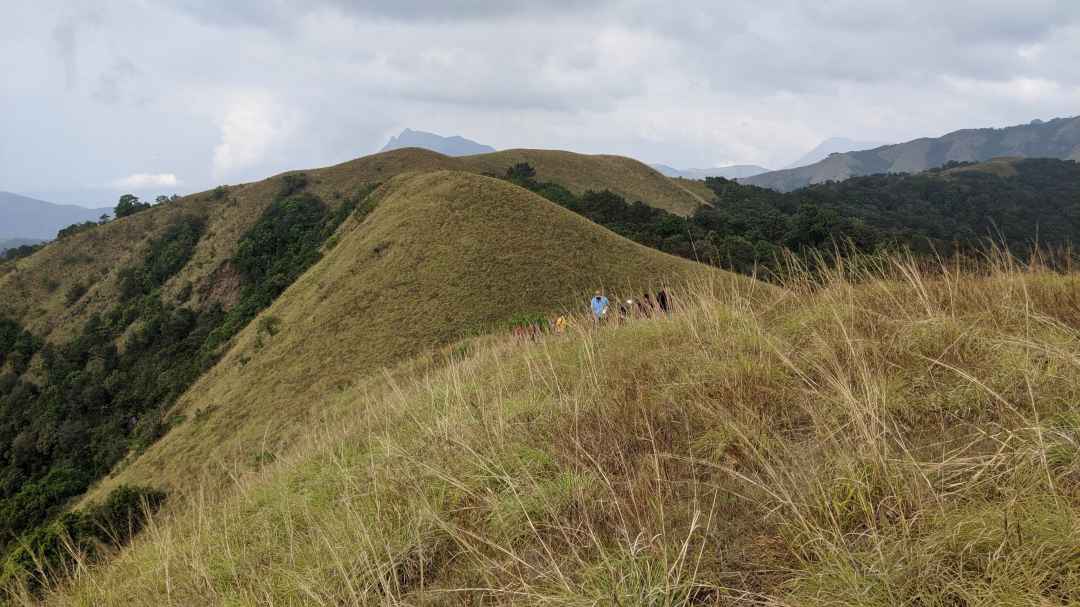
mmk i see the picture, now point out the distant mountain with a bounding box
[0,238,43,253]
[0,191,111,240]
[743,116,1080,192]
[650,163,771,180]
[380,128,496,156]
[785,137,891,169]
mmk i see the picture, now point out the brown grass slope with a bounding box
[43,252,1080,606]
[324,147,707,214]
[85,171,741,500]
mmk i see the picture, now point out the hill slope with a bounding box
[380,128,496,156]
[45,252,1080,606]
[85,171,733,499]
[745,115,1080,191]
[0,192,111,240]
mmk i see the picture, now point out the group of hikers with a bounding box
[589,288,671,322]
[510,288,672,341]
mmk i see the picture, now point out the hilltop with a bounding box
[325,147,707,215]
[0,192,110,241]
[0,151,736,595]
[380,128,496,156]
[783,136,891,169]
[744,115,1080,191]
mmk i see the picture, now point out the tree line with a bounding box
[503,158,1080,275]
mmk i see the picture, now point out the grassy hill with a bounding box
[459,149,707,215]
[36,250,1080,605]
[0,146,704,348]
[80,171,737,502]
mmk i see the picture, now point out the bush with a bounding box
[113,195,151,219]
[57,222,97,240]
[0,485,165,594]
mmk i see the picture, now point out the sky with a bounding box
[3,1,1080,207]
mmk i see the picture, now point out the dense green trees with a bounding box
[0,172,371,583]
[113,194,151,219]
[507,158,1080,275]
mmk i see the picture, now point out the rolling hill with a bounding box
[460,149,708,214]
[81,170,735,500]
[0,146,707,346]
[5,144,1080,605]
[744,115,1080,191]
[322,147,708,215]
[0,192,111,240]
[380,128,496,156]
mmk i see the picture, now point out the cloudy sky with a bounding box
[4,1,1080,207]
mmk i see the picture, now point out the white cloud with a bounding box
[110,173,180,189]
[211,92,298,178]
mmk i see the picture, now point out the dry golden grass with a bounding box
[34,248,1080,606]
[82,171,741,504]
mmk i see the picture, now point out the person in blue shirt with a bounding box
[591,290,609,321]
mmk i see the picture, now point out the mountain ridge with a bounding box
[380,128,496,156]
[783,136,891,169]
[743,115,1080,191]
[0,191,111,240]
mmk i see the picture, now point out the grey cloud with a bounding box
[7,0,1080,205]
[50,10,104,90]
[166,0,613,28]
[92,58,150,105]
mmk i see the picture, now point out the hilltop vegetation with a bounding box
[505,158,1080,275]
